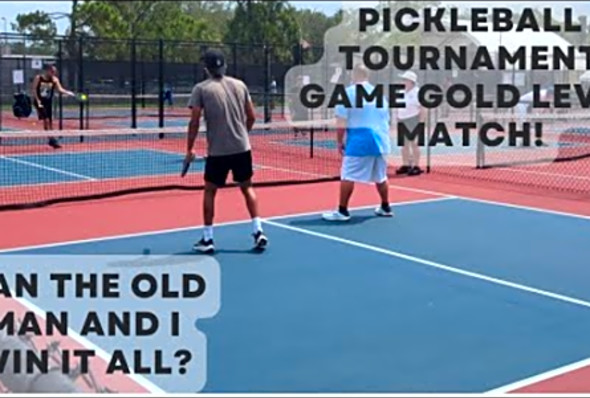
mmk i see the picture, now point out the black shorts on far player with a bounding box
[204,151,254,187]
[35,101,53,121]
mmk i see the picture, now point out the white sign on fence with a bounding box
[12,69,24,85]
[31,58,43,70]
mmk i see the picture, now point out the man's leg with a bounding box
[45,105,61,149]
[374,157,394,217]
[339,180,355,216]
[376,181,389,206]
[408,141,422,176]
[239,180,259,220]
[323,156,358,222]
[397,143,411,174]
[238,180,267,250]
[193,181,217,254]
[203,182,217,230]
[194,156,227,254]
[234,152,268,250]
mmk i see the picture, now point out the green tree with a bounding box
[182,1,233,42]
[225,0,300,63]
[294,8,342,48]
[73,1,215,61]
[11,11,58,55]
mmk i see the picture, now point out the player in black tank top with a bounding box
[32,64,75,149]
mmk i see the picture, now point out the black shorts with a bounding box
[35,101,53,121]
[205,151,254,187]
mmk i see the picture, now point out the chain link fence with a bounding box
[0,33,326,130]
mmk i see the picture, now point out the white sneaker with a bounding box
[193,238,215,254]
[253,231,268,252]
[375,206,394,217]
[322,211,351,222]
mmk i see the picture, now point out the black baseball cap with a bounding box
[202,49,226,74]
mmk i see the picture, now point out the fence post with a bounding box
[0,39,3,132]
[264,45,271,123]
[57,39,63,130]
[131,38,137,129]
[158,39,164,130]
[78,36,84,132]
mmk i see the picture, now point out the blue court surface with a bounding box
[5,197,590,393]
[0,149,204,187]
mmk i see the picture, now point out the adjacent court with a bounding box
[2,192,590,393]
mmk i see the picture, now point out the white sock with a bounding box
[252,217,262,234]
[203,226,214,241]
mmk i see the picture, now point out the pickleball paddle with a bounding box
[181,153,196,177]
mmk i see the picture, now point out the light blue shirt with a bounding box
[334,82,391,157]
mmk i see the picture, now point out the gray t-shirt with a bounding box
[188,76,252,157]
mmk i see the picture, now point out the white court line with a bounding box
[11,296,165,394]
[0,197,451,254]
[266,213,590,394]
[389,184,590,222]
[485,356,590,394]
[3,189,590,392]
[264,219,590,311]
[0,156,96,181]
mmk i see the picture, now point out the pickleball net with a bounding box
[0,120,340,211]
[429,111,590,195]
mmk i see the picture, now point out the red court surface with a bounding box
[1,179,590,393]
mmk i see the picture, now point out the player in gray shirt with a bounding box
[186,49,268,254]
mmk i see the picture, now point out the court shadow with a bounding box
[287,215,376,227]
[176,249,265,256]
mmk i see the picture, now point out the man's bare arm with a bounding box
[31,76,41,107]
[54,77,75,97]
[336,117,346,156]
[187,106,202,153]
[245,98,256,131]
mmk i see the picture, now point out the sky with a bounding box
[0,1,362,34]
[2,1,589,34]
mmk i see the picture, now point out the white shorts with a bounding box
[341,156,388,184]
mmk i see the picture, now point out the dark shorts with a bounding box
[205,151,254,187]
[35,101,53,121]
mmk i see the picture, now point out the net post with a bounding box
[140,54,146,109]
[426,108,432,174]
[158,38,164,131]
[131,38,137,129]
[0,38,3,132]
[264,45,271,123]
[476,107,484,169]
[424,69,431,174]
[20,36,26,93]
[57,39,63,131]
[85,89,90,130]
[310,125,315,159]
[77,36,84,132]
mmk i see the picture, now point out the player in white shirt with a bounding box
[395,71,426,176]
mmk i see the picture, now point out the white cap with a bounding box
[399,71,418,83]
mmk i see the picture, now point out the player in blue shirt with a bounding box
[323,64,393,222]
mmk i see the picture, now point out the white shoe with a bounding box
[253,231,268,252]
[322,211,351,222]
[375,206,394,217]
[193,238,215,254]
